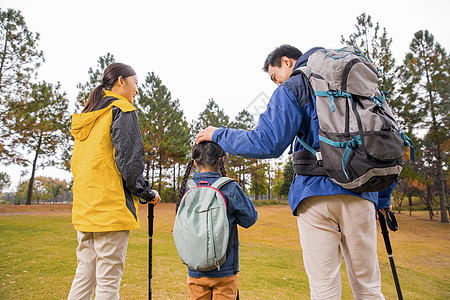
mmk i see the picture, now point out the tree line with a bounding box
[0,9,448,222]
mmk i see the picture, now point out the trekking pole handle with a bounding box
[377,210,392,254]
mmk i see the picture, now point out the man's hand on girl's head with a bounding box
[196,126,218,144]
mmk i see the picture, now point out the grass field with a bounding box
[0,203,449,299]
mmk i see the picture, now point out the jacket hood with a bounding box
[71,91,135,141]
[71,105,113,141]
[293,47,324,70]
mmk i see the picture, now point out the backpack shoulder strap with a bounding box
[186,179,197,189]
[211,177,235,190]
[291,65,311,78]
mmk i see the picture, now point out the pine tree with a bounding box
[137,72,190,197]
[0,8,44,95]
[249,160,269,200]
[0,171,10,192]
[228,109,255,191]
[397,30,449,222]
[0,8,44,162]
[5,81,70,205]
[278,158,294,198]
[194,98,229,133]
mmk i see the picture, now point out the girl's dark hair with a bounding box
[175,141,227,212]
[82,63,136,113]
[263,44,302,72]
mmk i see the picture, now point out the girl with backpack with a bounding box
[175,141,258,300]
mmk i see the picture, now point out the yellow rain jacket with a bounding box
[71,91,155,232]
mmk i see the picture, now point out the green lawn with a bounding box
[0,204,449,299]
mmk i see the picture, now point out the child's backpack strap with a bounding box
[211,176,239,274]
[211,177,235,190]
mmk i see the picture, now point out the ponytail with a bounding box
[219,157,227,177]
[82,63,136,113]
[176,159,195,213]
[82,84,105,113]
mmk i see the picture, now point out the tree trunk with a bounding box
[427,205,434,220]
[268,163,271,200]
[172,163,176,203]
[151,160,155,186]
[146,161,150,179]
[425,67,448,223]
[397,197,403,214]
[177,164,181,191]
[158,154,163,195]
[436,154,448,223]
[26,134,42,205]
[0,30,9,86]
[408,194,413,216]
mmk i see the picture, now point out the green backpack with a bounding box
[173,177,237,271]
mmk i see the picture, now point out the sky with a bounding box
[1,0,449,192]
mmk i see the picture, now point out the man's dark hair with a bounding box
[263,44,302,72]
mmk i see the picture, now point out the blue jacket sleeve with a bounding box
[212,86,305,159]
[230,183,258,228]
[376,182,395,209]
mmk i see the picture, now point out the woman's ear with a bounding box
[117,76,124,87]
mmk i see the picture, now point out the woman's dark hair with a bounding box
[82,63,136,113]
[175,141,227,212]
[263,44,302,72]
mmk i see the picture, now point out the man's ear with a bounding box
[281,56,290,66]
[281,56,295,67]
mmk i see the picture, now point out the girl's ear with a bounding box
[193,160,199,168]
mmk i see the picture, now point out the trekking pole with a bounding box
[377,209,403,300]
[140,198,154,299]
[148,203,154,300]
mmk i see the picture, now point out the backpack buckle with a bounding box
[316,152,323,161]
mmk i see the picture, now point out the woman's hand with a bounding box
[151,190,161,206]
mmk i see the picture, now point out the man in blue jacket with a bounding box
[197,45,388,299]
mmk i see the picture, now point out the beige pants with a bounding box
[187,274,239,299]
[296,195,385,300]
[68,230,129,300]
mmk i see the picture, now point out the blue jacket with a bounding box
[187,172,258,278]
[212,47,391,215]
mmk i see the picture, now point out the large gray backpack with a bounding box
[173,177,237,271]
[293,46,414,193]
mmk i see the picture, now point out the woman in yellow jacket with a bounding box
[68,63,161,300]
